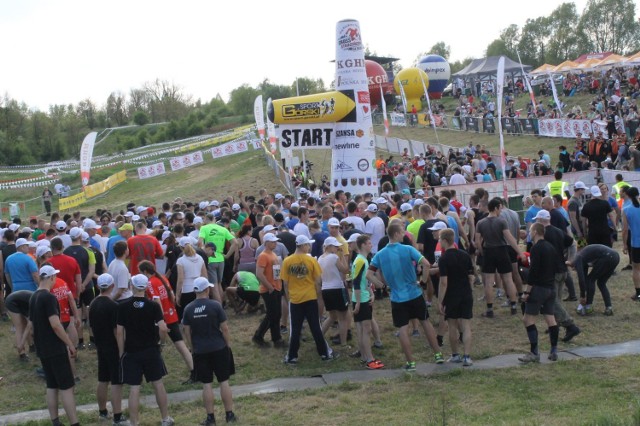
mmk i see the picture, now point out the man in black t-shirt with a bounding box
[437,229,475,367]
[581,186,614,247]
[30,265,79,426]
[89,273,127,425]
[183,277,237,425]
[117,274,173,426]
[519,223,560,364]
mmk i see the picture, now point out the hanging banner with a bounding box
[277,123,336,149]
[169,151,204,171]
[79,132,97,188]
[137,162,167,180]
[538,119,593,138]
[331,19,378,196]
[251,139,263,150]
[254,95,266,140]
[390,113,406,126]
[210,141,250,159]
[379,84,389,136]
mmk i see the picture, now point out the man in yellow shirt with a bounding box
[281,235,335,364]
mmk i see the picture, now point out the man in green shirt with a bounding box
[225,271,261,313]
[198,214,236,294]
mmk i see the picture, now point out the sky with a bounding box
[0,0,626,111]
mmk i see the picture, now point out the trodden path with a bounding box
[2,339,640,425]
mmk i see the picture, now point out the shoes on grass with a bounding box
[403,361,416,371]
[518,352,540,363]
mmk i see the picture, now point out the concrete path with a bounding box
[3,339,640,425]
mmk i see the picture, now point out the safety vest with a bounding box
[548,180,568,199]
[613,181,630,201]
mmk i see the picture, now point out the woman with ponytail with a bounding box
[139,259,195,384]
[622,186,640,301]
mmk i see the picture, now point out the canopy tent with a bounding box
[574,58,601,72]
[451,58,485,77]
[625,51,640,64]
[530,64,556,75]
[595,54,628,69]
[452,56,532,85]
[553,60,578,73]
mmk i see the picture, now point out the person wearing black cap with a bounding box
[30,265,79,426]
[182,277,237,425]
[89,273,128,424]
[117,274,173,426]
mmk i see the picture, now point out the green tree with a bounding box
[133,110,150,126]
[546,3,580,64]
[413,41,451,64]
[450,58,474,75]
[291,77,325,96]
[137,128,149,146]
[518,17,551,67]
[228,84,260,115]
[578,0,640,54]
[258,79,292,101]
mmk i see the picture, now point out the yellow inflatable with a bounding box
[268,90,357,124]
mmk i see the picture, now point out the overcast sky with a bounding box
[0,0,623,111]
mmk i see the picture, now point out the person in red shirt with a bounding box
[48,237,82,300]
[139,260,195,385]
[127,222,163,275]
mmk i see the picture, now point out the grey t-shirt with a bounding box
[500,208,520,241]
[476,216,509,248]
[395,173,410,191]
[182,298,227,354]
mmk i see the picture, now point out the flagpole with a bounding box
[379,83,389,136]
[419,73,440,145]
[516,49,537,113]
[296,78,306,185]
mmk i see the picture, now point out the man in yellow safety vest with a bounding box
[544,171,571,201]
[612,173,630,209]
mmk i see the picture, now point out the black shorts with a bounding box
[120,346,167,386]
[97,347,122,384]
[167,322,183,343]
[631,247,640,264]
[391,295,429,328]
[443,295,473,320]
[322,288,349,312]
[481,246,512,274]
[41,352,75,390]
[352,301,372,322]
[507,246,518,264]
[524,286,555,316]
[79,284,96,306]
[237,287,260,306]
[193,347,233,384]
[177,292,197,320]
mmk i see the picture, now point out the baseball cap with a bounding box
[124,211,134,218]
[130,274,149,290]
[39,265,60,278]
[56,220,67,231]
[199,201,209,210]
[375,197,388,205]
[323,236,342,247]
[275,193,284,200]
[414,199,424,206]
[327,218,340,227]
[178,236,194,247]
[132,215,140,221]
[346,233,362,243]
[162,230,171,241]
[15,238,34,249]
[81,232,90,242]
[193,277,214,292]
[574,181,587,190]
[366,204,378,213]
[119,223,134,232]
[590,185,602,197]
[209,200,220,207]
[534,210,551,220]
[83,219,101,229]
[36,245,51,258]
[204,242,217,251]
[415,189,425,196]
[401,189,411,195]
[136,206,146,214]
[291,202,300,209]
[69,227,83,239]
[20,226,33,233]
[8,223,20,232]
[299,188,308,194]
[263,233,280,242]
[232,203,241,211]
[263,224,276,232]
[295,235,315,245]
[97,273,115,289]
[152,220,163,228]
[427,222,448,231]
[193,217,203,225]
[400,203,412,213]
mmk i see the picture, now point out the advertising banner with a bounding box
[390,112,406,126]
[137,162,167,180]
[277,124,336,149]
[269,90,357,125]
[79,132,97,188]
[169,151,204,171]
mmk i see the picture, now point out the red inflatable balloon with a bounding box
[366,60,394,107]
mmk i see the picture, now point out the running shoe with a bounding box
[583,306,594,316]
[225,412,238,423]
[283,355,298,365]
[604,307,614,316]
[434,352,445,364]
[113,418,131,426]
[280,325,288,334]
[19,353,29,362]
[373,341,384,348]
[161,417,175,426]
[199,418,215,426]
[462,355,473,367]
[518,352,540,363]
[562,325,581,343]
[349,350,361,358]
[412,329,420,337]
[99,412,111,422]
[321,352,339,361]
[403,361,416,371]
[366,359,385,370]
[548,352,558,361]
[448,354,462,363]
[481,310,494,318]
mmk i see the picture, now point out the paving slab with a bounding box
[566,339,640,358]
[323,368,404,384]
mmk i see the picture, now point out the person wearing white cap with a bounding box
[364,204,385,254]
[326,217,349,261]
[282,234,336,364]
[55,221,72,249]
[318,237,351,346]
[580,185,615,247]
[182,277,237,425]
[30,264,79,426]
[88,273,128,424]
[5,238,38,292]
[117,274,173,426]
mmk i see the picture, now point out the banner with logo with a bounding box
[137,162,167,180]
[210,141,250,159]
[254,95,265,140]
[79,132,97,188]
[269,90,357,125]
[169,150,204,171]
[538,119,593,138]
[390,113,406,126]
[519,118,537,134]
[251,139,263,150]
[59,192,88,211]
[84,170,127,199]
[276,124,336,150]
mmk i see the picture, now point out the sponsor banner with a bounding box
[254,95,265,139]
[501,117,520,134]
[137,162,167,180]
[251,139,263,150]
[84,171,127,199]
[269,90,357,125]
[592,120,607,135]
[59,192,87,211]
[79,132,97,188]
[210,141,250,159]
[519,118,537,134]
[465,117,479,132]
[538,119,593,138]
[277,124,336,149]
[390,113,406,127]
[331,19,378,196]
[169,151,204,171]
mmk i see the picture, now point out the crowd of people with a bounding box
[3,149,640,425]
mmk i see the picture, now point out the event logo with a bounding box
[282,98,335,119]
[356,130,364,138]
[423,66,447,75]
[334,160,353,172]
[336,59,365,70]
[357,91,370,104]
[357,159,369,171]
[336,130,355,137]
[367,74,388,85]
[337,76,367,86]
[281,128,333,148]
[337,26,362,51]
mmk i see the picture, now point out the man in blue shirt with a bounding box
[367,222,444,371]
[5,238,38,292]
